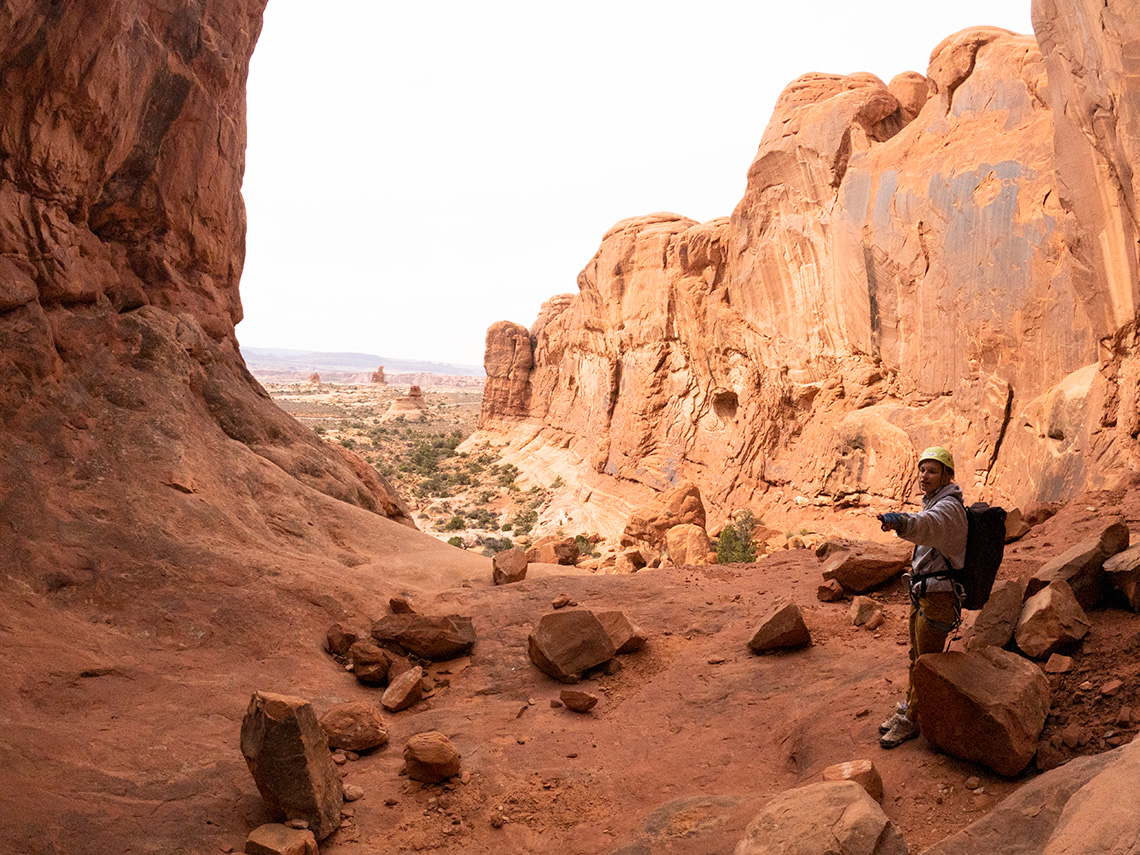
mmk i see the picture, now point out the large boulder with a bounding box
[1103,543,1140,611]
[665,523,713,566]
[370,614,476,661]
[526,535,579,566]
[912,647,1050,776]
[1014,581,1091,660]
[527,610,617,683]
[964,578,1027,651]
[492,547,528,584]
[381,665,424,713]
[747,601,811,652]
[734,781,907,855]
[820,540,911,594]
[347,641,390,686]
[922,747,1121,855]
[239,692,343,840]
[621,482,706,549]
[1026,518,1129,609]
[594,610,647,654]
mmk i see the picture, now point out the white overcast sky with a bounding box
[238,1,1034,368]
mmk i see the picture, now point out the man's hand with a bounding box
[878,512,904,532]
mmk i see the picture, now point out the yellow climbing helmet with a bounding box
[918,446,955,473]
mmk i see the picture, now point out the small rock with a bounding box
[550,699,563,708]
[244,823,317,855]
[347,641,390,686]
[492,547,528,585]
[332,753,347,766]
[849,596,882,627]
[1101,678,1124,696]
[382,666,424,712]
[964,776,981,790]
[404,731,461,784]
[284,819,309,830]
[325,623,359,658]
[822,759,884,803]
[319,701,389,752]
[343,785,364,802]
[390,596,417,614]
[817,579,845,602]
[560,689,599,712]
[1117,706,1134,726]
[552,594,573,609]
[1043,654,1074,673]
[748,601,811,652]
[865,612,885,631]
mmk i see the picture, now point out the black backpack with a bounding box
[956,502,1008,610]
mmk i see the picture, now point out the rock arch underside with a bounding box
[5,2,1140,854]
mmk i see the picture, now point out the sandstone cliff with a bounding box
[476,8,1140,538]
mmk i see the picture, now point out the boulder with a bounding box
[1022,502,1063,526]
[381,665,424,712]
[594,609,647,654]
[620,482,706,549]
[239,692,343,840]
[526,535,579,566]
[614,547,648,574]
[849,596,883,627]
[347,641,390,686]
[820,540,911,594]
[324,623,358,658]
[964,578,1027,651]
[1103,543,1140,611]
[922,748,1121,855]
[370,614,476,661]
[318,701,388,752]
[817,579,845,602]
[1015,581,1091,660]
[244,823,318,855]
[734,780,906,855]
[822,759,884,803]
[492,547,528,584]
[560,689,599,713]
[527,610,617,683]
[1026,518,1129,609]
[403,731,461,784]
[912,647,1050,776]
[665,523,713,566]
[747,601,811,653]
[1003,507,1032,542]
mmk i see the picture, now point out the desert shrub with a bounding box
[480,536,513,555]
[511,508,537,536]
[477,490,495,505]
[574,534,598,558]
[441,516,466,532]
[339,437,356,449]
[466,508,499,529]
[551,476,565,489]
[717,510,757,564]
[447,536,464,548]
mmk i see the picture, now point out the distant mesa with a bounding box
[307,372,321,384]
[382,386,429,422]
[370,365,386,385]
[241,347,484,387]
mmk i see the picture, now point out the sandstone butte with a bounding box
[4,2,1140,855]
[475,8,1140,545]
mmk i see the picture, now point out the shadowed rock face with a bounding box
[0,0,414,604]
[476,19,1140,530]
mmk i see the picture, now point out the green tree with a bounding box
[717,510,757,563]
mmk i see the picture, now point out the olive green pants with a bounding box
[905,590,960,722]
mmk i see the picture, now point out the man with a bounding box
[875,446,967,749]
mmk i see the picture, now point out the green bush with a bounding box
[717,510,757,563]
[574,534,598,558]
[447,536,464,548]
[441,515,466,531]
[480,536,514,555]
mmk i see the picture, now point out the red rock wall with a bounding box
[477,21,1140,525]
[0,0,414,595]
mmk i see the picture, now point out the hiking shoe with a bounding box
[879,715,920,749]
[879,702,908,735]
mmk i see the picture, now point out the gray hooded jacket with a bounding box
[894,483,968,594]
